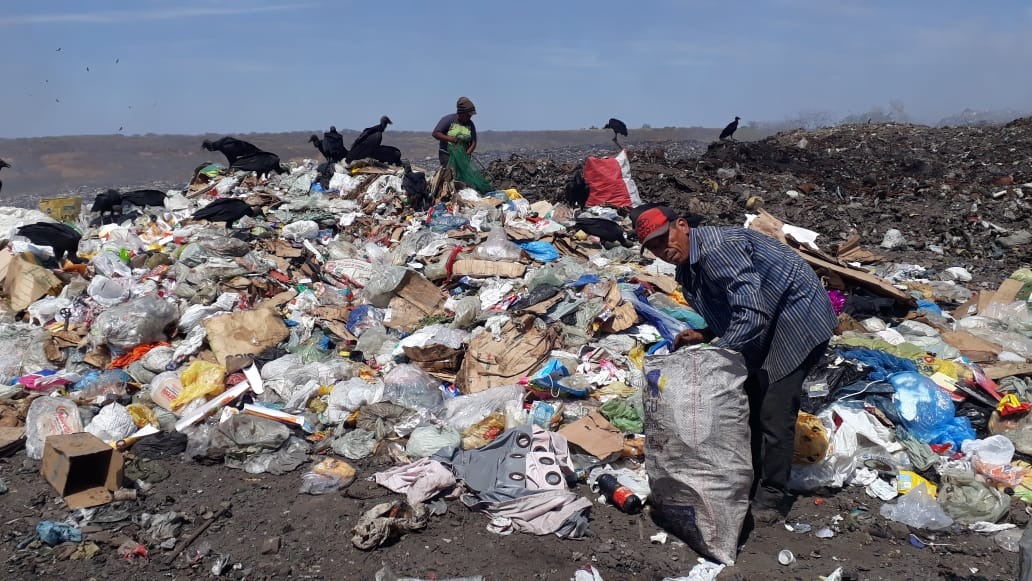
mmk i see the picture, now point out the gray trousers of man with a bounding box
[745,341,828,511]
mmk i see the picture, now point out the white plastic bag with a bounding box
[406,425,462,457]
[281,220,319,241]
[472,227,522,262]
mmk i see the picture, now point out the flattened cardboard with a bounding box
[982,362,1032,381]
[2,253,63,312]
[559,411,624,460]
[635,273,679,295]
[989,278,1024,306]
[0,426,25,456]
[41,432,124,509]
[384,271,445,333]
[457,319,558,394]
[450,259,526,278]
[203,308,290,367]
[940,330,1003,363]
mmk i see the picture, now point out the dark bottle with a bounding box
[597,474,643,514]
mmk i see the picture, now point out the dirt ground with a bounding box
[0,448,1021,580]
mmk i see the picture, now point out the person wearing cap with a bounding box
[632,203,837,523]
[432,96,478,167]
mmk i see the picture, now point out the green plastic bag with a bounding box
[448,143,491,194]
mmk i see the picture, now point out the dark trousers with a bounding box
[438,151,450,167]
[745,341,828,510]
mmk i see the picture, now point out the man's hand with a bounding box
[673,329,707,350]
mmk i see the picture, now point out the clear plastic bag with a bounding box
[89,296,179,352]
[444,384,525,433]
[25,396,84,459]
[87,275,131,307]
[326,378,385,422]
[299,458,356,495]
[878,483,953,530]
[472,227,522,262]
[450,296,481,329]
[382,364,443,411]
[363,267,407,308]
[92,251,132,278]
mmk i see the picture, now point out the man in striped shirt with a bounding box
[633,204,837,523]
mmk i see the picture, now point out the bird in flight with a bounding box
[115,58,119,64]
[56,47,61,52]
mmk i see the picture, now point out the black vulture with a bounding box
[201,136,263,165]
[16,222,84,263]
[719,116,741,141]
[574,218,631,247]
[402,162,430,211]
[191,198,256,228]
[370,145,402,166]
[603,118,628,148]
[309,126,347,163]
[308,134,327,160]
[229,151,286,178]
[0,159,9,194]
[346,115,392,163]
[564,166,589,208]
[121,189,167,208]
[91,188,123,217]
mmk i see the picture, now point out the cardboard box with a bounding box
[41,432,124,509]
[38,196,83,222]
[451,259,526,278]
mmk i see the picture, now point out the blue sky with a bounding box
[1,0,1029,137]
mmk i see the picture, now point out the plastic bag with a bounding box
[326,378,385,422]
[889,371,974,449]
[170,360,226,410]
[600,394,644,433]
[89,296,179,352]
[472,227,522,262]
[300,458,357,495]
[879,483,954,530]
[92,251,132,278]
[85,403,136,443]
[25,396,83,459]
[450,296,481,328]
[382,364,443,411]
[406,425,462,457]
[447,143,491,193]
[281,220,319,241]
[938,470,1010,524]
[332,428,378,460]
[87,275,131,307]
[963,435,1015,465]
[74,369,131,399]
[444,384,524,433]
[518,240,560,262]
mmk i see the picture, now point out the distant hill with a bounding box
[0,126,765,208]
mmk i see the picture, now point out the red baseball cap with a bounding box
[631,204,703,253]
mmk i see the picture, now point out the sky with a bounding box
[0,0,1030,138]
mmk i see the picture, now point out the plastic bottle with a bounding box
[597,474,643,514]
[149,371,183,412]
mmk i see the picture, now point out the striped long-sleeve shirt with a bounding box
[675,226,837,382]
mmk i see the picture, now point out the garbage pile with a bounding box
[488,120,1032,287]
[0,125,1030,575]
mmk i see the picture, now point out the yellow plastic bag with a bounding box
[170,360,226,410]
[126,403,158,428]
